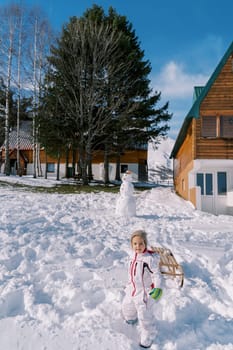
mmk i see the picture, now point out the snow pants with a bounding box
[122,287,156,341]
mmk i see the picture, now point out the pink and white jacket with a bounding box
[126,249,161,301]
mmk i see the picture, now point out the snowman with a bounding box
[115,170,136,217]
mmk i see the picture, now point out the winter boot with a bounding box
[139,331,153,348]
[125,318,138,325]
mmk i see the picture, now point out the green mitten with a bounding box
[149,288,163,301]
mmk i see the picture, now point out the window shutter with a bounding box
[220,116,233,138]
[201,116,216,137]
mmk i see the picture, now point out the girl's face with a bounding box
[131,236,146,253]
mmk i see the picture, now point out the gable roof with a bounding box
[1,120,33,151]
[170,41,233,158]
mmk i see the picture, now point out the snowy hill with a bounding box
[0,175,233,349]
[148,137,175,183]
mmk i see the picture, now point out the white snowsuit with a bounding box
[122,249,161,343]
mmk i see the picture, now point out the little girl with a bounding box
[122,230,163,348]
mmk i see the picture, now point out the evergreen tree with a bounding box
[43,5,172,184]
[44,8,131,184]
[101,7,172,181]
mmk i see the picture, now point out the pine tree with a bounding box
[44,8,132,184]
[43,5,172,184]
[101,7,172,181]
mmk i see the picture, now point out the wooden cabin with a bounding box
[0,121,33,176]
[0,121,147,181]
[170,42,233,215]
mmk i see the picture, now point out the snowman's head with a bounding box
[122,170,133,182]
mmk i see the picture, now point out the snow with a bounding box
[0,174,233,350]
[148,137,174,183]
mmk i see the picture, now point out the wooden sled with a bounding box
[151,246,184,288]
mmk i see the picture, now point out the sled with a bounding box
[151,246,184,288]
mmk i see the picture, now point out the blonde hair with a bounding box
[130,230,148,248]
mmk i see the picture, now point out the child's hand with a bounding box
[149,288,163,301]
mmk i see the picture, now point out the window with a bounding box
[201,116,217,137]
[197,172,227,196]
[197,173,204,195]
[121,164,128,173]
[220,116,233,138]
[205,173,213,195]
[196,173,213,195]
[202,115,233,138]
[47,163,55,173]
[217,172,227,195]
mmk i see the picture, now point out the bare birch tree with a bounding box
[32,16,38,178]
[0,4,20,175]
[0,4,34,175]
[0,3,54,177]
[16,6,24,175]
[26,7,53,178]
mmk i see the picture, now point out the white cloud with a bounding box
[150,61,211,139]
[150,36,228,139]
[152,61,209,99]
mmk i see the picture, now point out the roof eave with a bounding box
[170,41,233,159]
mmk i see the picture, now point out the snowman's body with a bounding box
[116,171,136,217]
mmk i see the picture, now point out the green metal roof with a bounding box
[193,86,204,102]
[170,41,233,158]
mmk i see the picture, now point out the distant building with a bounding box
[0,121,147,181]
[0,121,33,175]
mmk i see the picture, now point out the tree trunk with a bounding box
[72,148,76,176]
[16,14,22,175]
[104,143,110,184]
[77,158,82,178]
[4,20,14,176]
[56,151,60,180]
[45,150,47,179]
[32,18,37,178]
[37,142,43,176]
[81,161,88,185]
[115,151,121,181]
[79,145,88,185]
[65,147,69,178]
[87,157,93,182]
[87,144,93,181]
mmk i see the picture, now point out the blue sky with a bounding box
[2,0,233,139]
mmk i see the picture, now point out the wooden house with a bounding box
[170,42,233,215]
[0,121,33,175]
[0,121,147,181]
